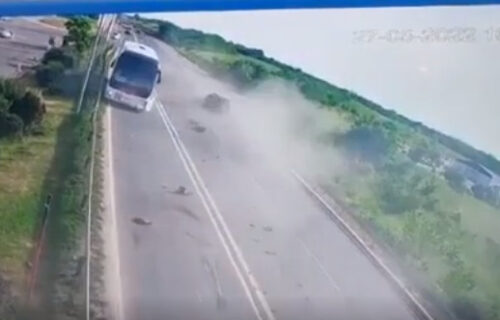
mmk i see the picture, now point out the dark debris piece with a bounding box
[132,217,152,226]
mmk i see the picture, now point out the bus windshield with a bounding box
[109,51,158,98]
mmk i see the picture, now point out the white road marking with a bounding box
[155,102,275,320]
[299,240,340,292]
[107,106,125,320]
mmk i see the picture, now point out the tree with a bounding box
[63,16,92,55]
[9,90,46,130]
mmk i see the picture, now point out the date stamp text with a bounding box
[352,27,500,43]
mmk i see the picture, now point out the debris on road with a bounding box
[132,217,152,226]
[170,185,192,196]
[202,93,230,114]
[264,250,277,256]
[263,226,273,232]
[188,119,207,133]
[192,124,206,133]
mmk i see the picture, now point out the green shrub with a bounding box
[336,125,392,165]
[9,90,46,130]
[42,48,76,69]
[0,78,23,102]
[35,61,65,89]
[0,111,23,138]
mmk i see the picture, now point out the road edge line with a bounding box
[103,105,125,320]
[291,170,435,320]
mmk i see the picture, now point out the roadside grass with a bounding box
[178,48,282,77]
[194,50,281,73]
[0,96,72,290]
[337,168,500,317]
[437,183,500,244]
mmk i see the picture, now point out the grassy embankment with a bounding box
[0,92,72,288]
[0,15,104,319]
[135,17,500,320]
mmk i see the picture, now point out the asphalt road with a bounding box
[106,34,417,320]
[0,18,65,78]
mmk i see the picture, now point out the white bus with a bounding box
[105,41,162,112]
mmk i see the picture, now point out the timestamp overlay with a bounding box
[352,27,500,43]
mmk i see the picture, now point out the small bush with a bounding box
[42,47,76,69]
[0,78,23,102]
[0,111,23,138]
[336,125,392,165]
[9,90,46,130]
[35,61,65,89]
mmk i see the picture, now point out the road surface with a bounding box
[105,34,417,320]
[0,18,64,78]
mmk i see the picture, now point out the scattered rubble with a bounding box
[201,93,230,114]
[170,186,192,196]
[188,119,207,133]
[192,124,206,133]
[263,226,273,232]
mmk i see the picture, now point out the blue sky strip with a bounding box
[0,0,499,17]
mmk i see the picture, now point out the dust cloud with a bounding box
[226,78,352,184]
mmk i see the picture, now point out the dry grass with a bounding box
[39,18,67,30]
